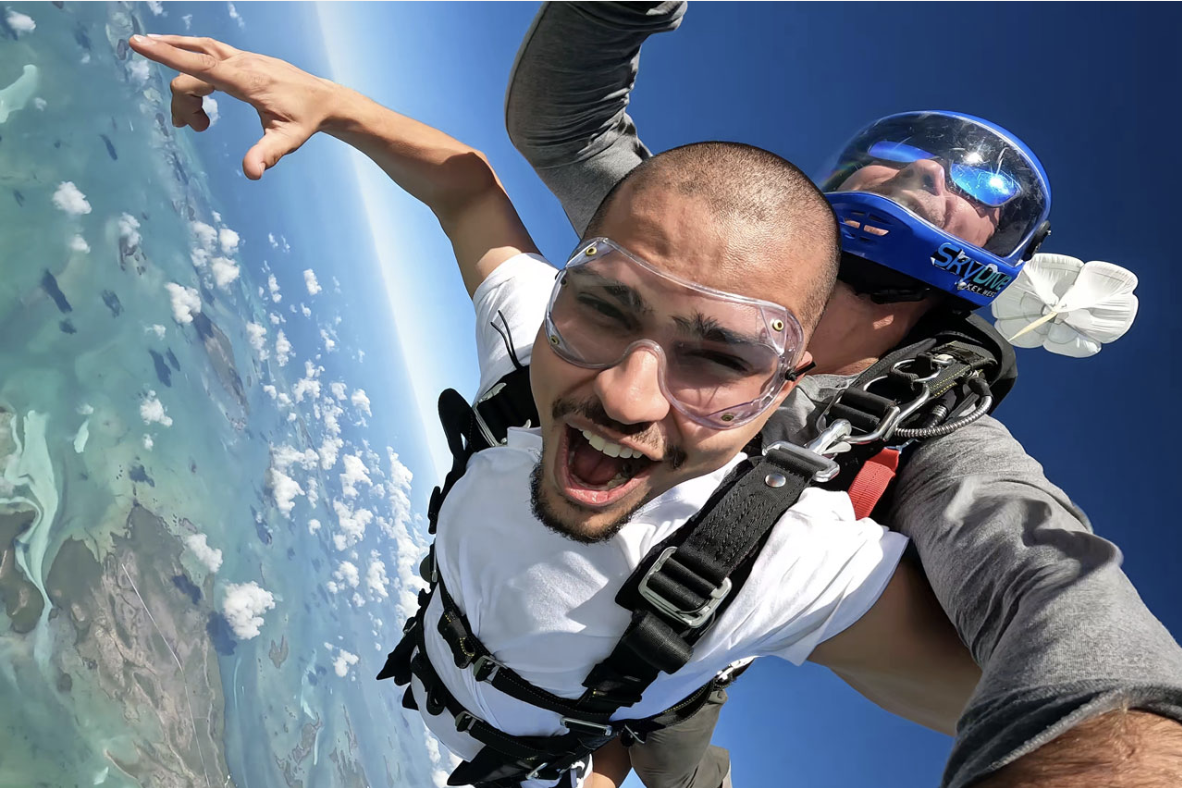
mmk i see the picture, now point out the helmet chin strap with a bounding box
[837,252,941,306]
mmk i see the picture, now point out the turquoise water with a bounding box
[0,3,438,786]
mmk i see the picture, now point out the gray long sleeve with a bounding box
[505,2,685,234]
[888,415,1182,787]
[505,4,1182,786]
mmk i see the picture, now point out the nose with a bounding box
[897,158,949,196]
[593,344,672,426]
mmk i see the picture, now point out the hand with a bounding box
[128,34,338,180]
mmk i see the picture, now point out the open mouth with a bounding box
[557,425,657,508]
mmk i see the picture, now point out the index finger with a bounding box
[128,35,229,87]
[144,34,238,59]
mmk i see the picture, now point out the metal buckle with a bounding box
[472,654,502,682]
[561,716,614,737]
[525,761,551,781]
[454,710,477,732]
[403,616,418,635]
[638,547,732,629]
[762,440,841,482]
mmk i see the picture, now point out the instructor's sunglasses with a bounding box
[868,140,1022,208]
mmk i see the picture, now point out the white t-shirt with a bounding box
[412,254,908,787]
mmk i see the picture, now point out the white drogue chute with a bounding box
[991,253,1139,358]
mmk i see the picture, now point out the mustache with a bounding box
[551,396,686,470]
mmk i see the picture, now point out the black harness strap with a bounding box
[579,443,830,713]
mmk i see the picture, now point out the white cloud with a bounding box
[300,304,311,318]
[164,282,201,324]
[69,235,90,253]
[191,248,209,269]
[340,454,372,499]
[228,1,244,28]
[140,391,173,427]
[304,269,321,295]
[202,95,219,125]
[186,533,223,573]
[145,323,167,340]
[118,213,141,248]
[268,233,278,248]
[332,499,373,550]
[127,59,150,85]
[218,227,240,254]
[306,477,319,508]
[293,360,322,402]
[334,560,360,589]
[277,392,292,408]
[143,434,155,450]
[267,273,282,303]
[333,648,359,678]
[266,466,304,517]
[146,0,164,15]
[191,221,218,251]
[308,518,321,534]
[213,211,222,223]
[319,435,343,471]
[351,389,372,417]
[325,580,339,595]
[320,329,336,353]
[53,182,91,215]
[271,444,319,473]
[321,400,344,436]
[182,13,192,29]
[33,97,46,110]
[262,384,277,400]
[366,555,390,599]
[210,257,240,289]
[274,330,292,367]
[246,322,268,359]
[268,312,281,325]
[330,382,347,401]
[81,52,90,65]
[5,9,34,35]
[221,582,274,640]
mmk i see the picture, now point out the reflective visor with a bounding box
[544,239,804,429]
[867,140,1022,208]
[822,112,1051,259]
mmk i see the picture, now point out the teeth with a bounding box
[580,429,639,461]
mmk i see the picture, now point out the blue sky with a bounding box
[146,2,1182,786]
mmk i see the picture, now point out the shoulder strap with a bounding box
[579,441,837,711]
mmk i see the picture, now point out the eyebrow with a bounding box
[672,312,762,348]
[568,269,652,314]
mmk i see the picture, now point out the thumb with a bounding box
[242,128,302,180]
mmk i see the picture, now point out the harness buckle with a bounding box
[454,710,477,733]
[402,616,418,635]
[525,761,551,781]
[638,547,732,629]
[560,717,613,737]
[473,654,502,682]
[762,440,841,482]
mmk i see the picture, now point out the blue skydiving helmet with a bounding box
[822,111,1052,308]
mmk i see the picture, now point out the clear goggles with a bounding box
[543,239,805,429]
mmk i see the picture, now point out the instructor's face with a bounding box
[839,159,1000,248]
[528,185,814,543]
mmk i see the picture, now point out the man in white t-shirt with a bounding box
[133,35,981,788]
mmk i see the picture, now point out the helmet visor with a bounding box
[822,112,1049,258]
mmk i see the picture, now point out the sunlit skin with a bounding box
[839,158,1000,247]
[529,182,824,542]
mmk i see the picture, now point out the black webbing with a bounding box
[581,445,819,708]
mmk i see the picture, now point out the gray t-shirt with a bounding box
[504,4,1182,786]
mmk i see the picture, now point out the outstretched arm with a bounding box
[505,2,686,234]
[130,34,536,298]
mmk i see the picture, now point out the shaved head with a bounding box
[586,142,841,336]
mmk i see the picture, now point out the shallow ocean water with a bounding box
[0,3,437,786]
